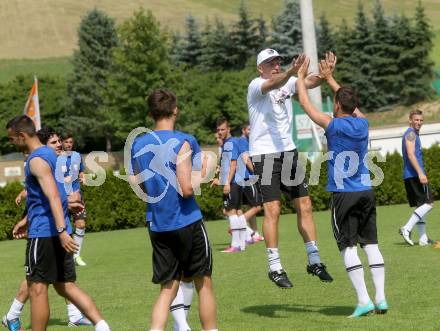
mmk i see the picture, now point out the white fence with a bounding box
[369,123,440,155]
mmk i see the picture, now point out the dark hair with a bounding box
[147,89,177,121]
[6,115,36,136]
[241,122,250,130]
[61,131,73,140]
[409,109,423,119]
[335,87,359,114]
[37,126,59,145]
[216,116,229,128]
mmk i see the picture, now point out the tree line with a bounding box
[0,0,435,153]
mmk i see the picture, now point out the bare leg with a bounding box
[53,282,103,324]
[150,280,180,330]
[293,196,316,243]
[193,276,217,331]
[28,281,49,331]
[262,201,281,248]
[15,280,30,303]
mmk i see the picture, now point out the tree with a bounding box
[349,2,377,111]
[180,15,203,67]
[407,1,435,103]
[67,9,118,151]
[169,31,185,66]
[317,14,335,58]
[199,17,232,70]
[229,1,260,69]
[256,15,268,50]
[104,9,172,142]
[270,0,303,61]
[334,20,356,88]
[0,76,68,153]
[368,0,400,107]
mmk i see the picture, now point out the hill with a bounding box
[0,0,439,62]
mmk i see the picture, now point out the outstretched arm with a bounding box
[297,58,332,129]
[262,54,306,94]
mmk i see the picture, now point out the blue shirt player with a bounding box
[59,132,88,267]
[6,115,110,331]
[399,109,434,246]
[129,89,217,331]
[297,56,387,318]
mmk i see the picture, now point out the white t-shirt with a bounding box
[247,76,297,156]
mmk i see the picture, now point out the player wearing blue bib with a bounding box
[130,89,217,331]
[3,127,94,329]
[235,123,264,244]
[399,110,435,246]
[297,56,387,318]
[6,116,110,331]
[60,132,88,267]
[216,118,248,252]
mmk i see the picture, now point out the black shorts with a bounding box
[223,183,242,211]
[331,190,378,251]
[252,150,308,203]
[25,236,76,283]
[149,220,212,285]
[242,182,263,207]
[404,177,434,207]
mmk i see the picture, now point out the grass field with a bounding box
[0,58,72,84]
[0,0,438,85]
[1,203,439,330]
[0,0,439,60]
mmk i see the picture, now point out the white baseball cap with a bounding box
[256,48,282,66]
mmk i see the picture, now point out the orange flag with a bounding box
[23,76,41,130]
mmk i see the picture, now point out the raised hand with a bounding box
[297,57,310,79]
[290,53,306,75]
[318,60,333,80]
[325,51,337,72]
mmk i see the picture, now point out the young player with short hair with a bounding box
[59,132,88,266]
[399,109,436,246]
[297,56,387,317]
[6,116,110,331]
[130,89,217,331]
[216,117,247,252]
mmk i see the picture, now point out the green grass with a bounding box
[0,1,439,83]
[1,203,440,330]
[0,0,439,59]
[0,58,72,83]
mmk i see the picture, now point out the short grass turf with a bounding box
[1,203,439,330]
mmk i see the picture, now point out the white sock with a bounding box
[171,285,190,331]
[238,215,247,250]
[229,215,240,248]
[245,226,254,241]
[73,227,85,257]
[341,246,371,305]
[305,241,321,265]
[95,320,110,331]
[363,244,386,304]
[417,218,428,242]
[67,303,82,323]
[6,298,24,320]
[181,282,194,318]
[267,248,283,272]
[404,204,433,232]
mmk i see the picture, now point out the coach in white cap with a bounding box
[247,48,337,288]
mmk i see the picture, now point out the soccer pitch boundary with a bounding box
[1,203,439,330]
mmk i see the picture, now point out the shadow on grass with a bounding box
[241,304,352,317]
